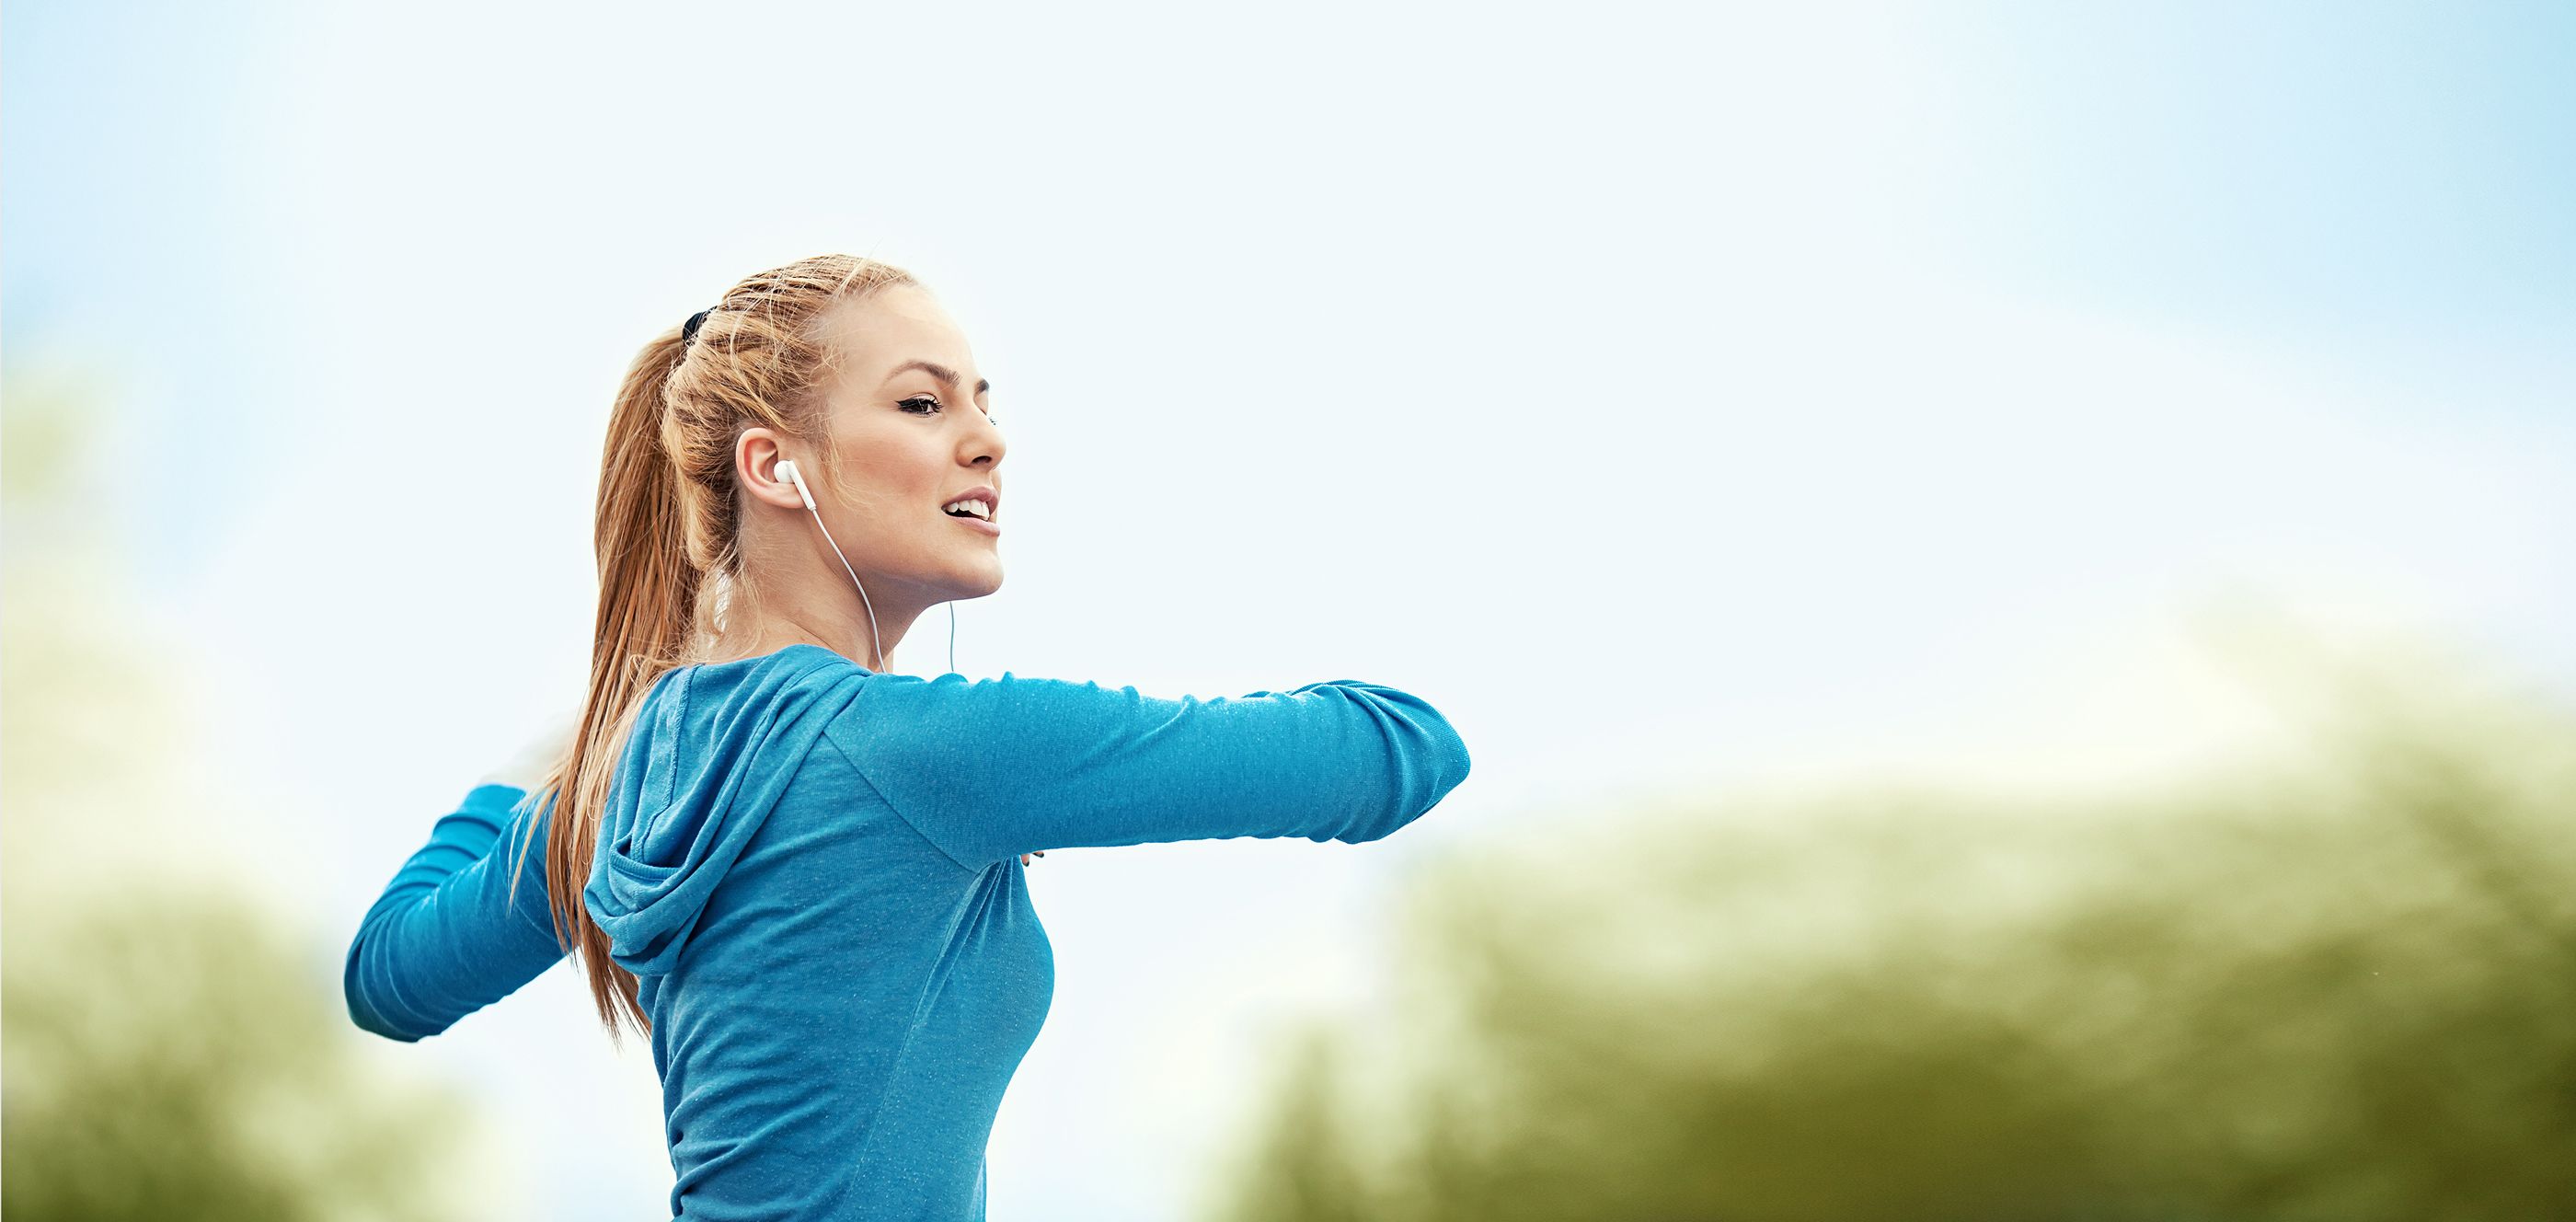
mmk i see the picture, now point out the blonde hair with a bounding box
[512,253,920,1038]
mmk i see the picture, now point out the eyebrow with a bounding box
[885,360,990,397]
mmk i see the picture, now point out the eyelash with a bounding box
[899,395,999,426]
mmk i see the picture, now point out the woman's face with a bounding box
[801,283,1006,607]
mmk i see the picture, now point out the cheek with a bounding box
[836,443,945,516]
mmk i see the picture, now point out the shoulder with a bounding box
[821,669,1138,784]
[614,647,878,817]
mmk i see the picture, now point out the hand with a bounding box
[1020,851,1047,867]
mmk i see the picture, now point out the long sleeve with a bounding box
[344,782,569,1042]
[821,673,1472,869]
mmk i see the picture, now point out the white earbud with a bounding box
[772,458,819,511]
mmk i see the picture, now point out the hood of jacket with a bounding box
[583,644,868,976]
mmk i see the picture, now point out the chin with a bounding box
[948,568,1005,601]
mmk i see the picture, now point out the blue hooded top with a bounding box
[346,644,1472,1220]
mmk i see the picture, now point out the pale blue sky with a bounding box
[1938,3,2576,330]
[8,4,2570,1220]
[10,1,2571,552]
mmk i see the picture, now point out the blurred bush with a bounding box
[2,892,479,1220]
[3,361,477,1220]
[1213,651,2576,1221]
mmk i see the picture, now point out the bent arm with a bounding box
[824,673,1472,869]
[343,783,569,1041]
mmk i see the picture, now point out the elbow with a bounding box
[1397,720,1472,836]
[341,928,427,1043]
[1334,696,1473,845]
[348,1001,425,1044]
[1405,696,1473,813]
[1436,718,1472,797]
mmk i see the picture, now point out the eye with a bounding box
[899,395,942,415]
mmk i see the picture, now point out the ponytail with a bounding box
[512,325,702,1039]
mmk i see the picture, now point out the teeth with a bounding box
[942,499,992,520]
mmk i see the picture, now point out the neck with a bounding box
[711,571,931,674]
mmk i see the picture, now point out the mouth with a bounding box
[939,488,1000,536]
[943,511,1001,536]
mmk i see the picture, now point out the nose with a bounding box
[964,410,1004,467]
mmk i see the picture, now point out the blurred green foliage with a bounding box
[4,361,478,1220]
[3,892,478,1220]
[1213,662,2576,1221]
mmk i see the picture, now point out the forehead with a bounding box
[819,284,976,382]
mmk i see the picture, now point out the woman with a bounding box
[343,253,1472,1219]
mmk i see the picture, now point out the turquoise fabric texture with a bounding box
[345,644,1471,1219]
[344,781,561,1041]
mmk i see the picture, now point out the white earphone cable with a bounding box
[799,497,885,674]
[776,458,963,677]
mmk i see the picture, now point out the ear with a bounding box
[736,428,806,511]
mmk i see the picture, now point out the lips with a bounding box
[938,485,1000,523]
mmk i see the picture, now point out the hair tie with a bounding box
[683,308,714,345]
